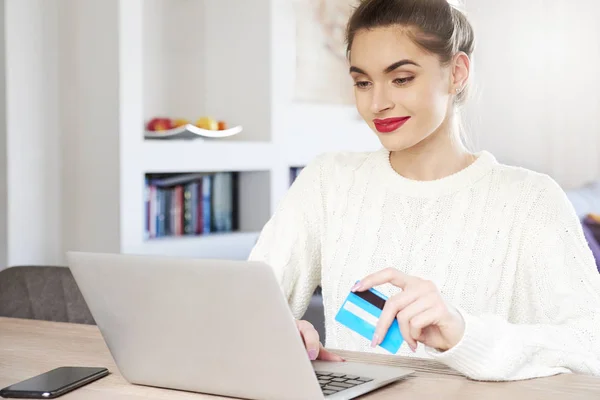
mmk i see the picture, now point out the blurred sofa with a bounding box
[566,179,600,271]
[566,180,600,219]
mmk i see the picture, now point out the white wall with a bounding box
[143,0,205,124]
[0,1,6,267]
[59,0,122,257]
[463,0,600,189]
[118,0,145,254]
[3,0,62,266]
[203,0,272,142]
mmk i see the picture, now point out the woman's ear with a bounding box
[450,52,470,93]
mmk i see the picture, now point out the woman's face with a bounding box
[349,26,460,152]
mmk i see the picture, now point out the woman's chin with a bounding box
[376,132,418,152]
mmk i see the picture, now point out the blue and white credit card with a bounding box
[335,287,404,354]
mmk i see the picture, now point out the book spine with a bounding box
[149,185,157,238]
[184,183,194,235]
[177,186,182,235]
[231,173,239,231]
[202,175,212,234]
[192,182,199,234]
[167,188,175,236]
[157,188,166,237]
[223,173,233,232]
[144,179,150,239]
[212,173,222,233]
[196,179,204,234]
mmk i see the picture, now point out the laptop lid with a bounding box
[66,251,323,400]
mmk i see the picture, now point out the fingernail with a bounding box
[370,334,379,348]
[308,349,318,360]
[351,282,362,292]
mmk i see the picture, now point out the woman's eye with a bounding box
[354,81,372,89]
[394,77,414,86]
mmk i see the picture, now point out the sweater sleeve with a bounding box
[427,176,600,381]
[247,154,329,320]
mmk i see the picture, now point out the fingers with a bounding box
[408,306,441,342]
[369,289,420,348]
[395,294,438,351]
[352,267,413,292]
[352,268,451,352]
[296,320,320,360]
[317,343,345,362]
[296,320,345,362]
[372,291,434,351]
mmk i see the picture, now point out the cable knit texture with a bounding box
[248,148,600,381]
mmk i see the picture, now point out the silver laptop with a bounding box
[66,251,413,400]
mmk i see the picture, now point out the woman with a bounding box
[249,0,600,381]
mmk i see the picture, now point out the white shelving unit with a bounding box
[141,141,275,173]
[54,0,379,262]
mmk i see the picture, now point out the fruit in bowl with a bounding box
[173,118,189,128]
[196,117,218,131]
[146,117,173,131]
[146,116,232,133]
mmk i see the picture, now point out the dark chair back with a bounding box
[0,266,94,324]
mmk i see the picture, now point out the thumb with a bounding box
[316,343,345,362]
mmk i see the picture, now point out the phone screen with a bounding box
[1,367,108,397]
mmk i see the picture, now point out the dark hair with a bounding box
[346,0,475,104]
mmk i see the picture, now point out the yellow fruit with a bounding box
[173,118,189,128]
[196,117,218,130]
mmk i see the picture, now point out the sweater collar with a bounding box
[372,147,498,198]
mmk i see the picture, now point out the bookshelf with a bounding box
[53,0,379,262]
[144,170,270,239]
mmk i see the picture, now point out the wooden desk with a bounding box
[1,317,599,399]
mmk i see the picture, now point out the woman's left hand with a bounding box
[352,268,465,353]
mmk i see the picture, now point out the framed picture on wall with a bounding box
[293,0,359,105]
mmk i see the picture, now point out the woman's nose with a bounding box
[370,85,394,114]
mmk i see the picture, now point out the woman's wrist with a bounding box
[437,306,466,352]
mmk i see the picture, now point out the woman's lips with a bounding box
[373,117,411,133]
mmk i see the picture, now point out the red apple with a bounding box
[146,118,173,131]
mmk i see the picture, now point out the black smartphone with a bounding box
[0,367,109,399]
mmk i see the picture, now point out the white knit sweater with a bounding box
[248,148,600,381]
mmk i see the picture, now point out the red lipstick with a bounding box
[373,117,411,133]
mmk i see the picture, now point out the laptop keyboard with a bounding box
[315,371,373,396]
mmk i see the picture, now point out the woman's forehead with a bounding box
[350,26,432,71]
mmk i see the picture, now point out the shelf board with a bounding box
[128,231,260,260]
[142,140,274,173]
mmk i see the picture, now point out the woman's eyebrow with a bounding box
[349,59,421,76]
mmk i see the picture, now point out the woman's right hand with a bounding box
[296,320,345,362]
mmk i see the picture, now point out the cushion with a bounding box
[584,215,600,243]
[582,222,600,272]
